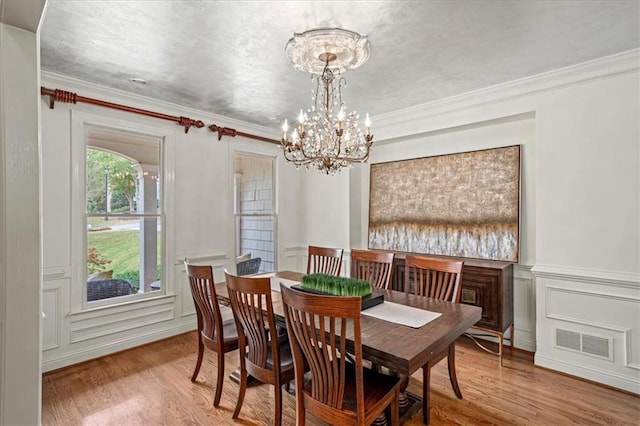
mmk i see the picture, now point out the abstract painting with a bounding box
[368,145,520,262]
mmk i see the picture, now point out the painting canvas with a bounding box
[368,145,520,262]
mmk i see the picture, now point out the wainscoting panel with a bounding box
[41,265,197,372]
[281,246,306,273]
[534,265,640,394]
[70,301,175,344]
[513,264,535,351]
[42,284,62,351]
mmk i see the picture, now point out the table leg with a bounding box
[422,363,431,424]
[398,374,411,410]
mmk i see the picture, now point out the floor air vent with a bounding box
[554,327,612,360]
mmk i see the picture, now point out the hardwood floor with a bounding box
[42,332,639,425]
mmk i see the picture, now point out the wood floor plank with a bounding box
[42,332,640,425]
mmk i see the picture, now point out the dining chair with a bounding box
[306,245,344,276]
[224,271,295,425]
[184,259,239,407]
[236,256,261,276]
[281,285,401,426]
[404,254,464,417]
[349,249,395,289]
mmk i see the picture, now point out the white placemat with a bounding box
[269,276,299,292]
[362,301,442,328]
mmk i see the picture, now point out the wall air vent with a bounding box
[582,334,610,358]
[554,327,613,361]
[556,328,581,351]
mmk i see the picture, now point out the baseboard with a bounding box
[535,353,640,395]
[42,323,195,372]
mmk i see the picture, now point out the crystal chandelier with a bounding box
[281,28,373,174]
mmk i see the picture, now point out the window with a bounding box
[233,153,276,274]
[83,127,164,304]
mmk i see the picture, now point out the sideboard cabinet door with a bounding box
[389,252,513,333]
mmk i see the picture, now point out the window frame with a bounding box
[70,111,175,313]
[232,151,278,273]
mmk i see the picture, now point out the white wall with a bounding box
[302,170,352,274]
[39,72,305,371]
[346,50,638,392]
[533,66,640,394]
[0,23,42,424]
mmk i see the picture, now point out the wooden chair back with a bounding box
[404,255,465,422]
[185,260,224,342]
[185,259,240,407]
[282,286,401,424]
[350,249,395,289]
[307,245,344,276]
[225,271,295,424]
[405,255,464,302]
[281,285,365,424]
[224,272,280,381]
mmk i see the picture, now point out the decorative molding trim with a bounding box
[514,263,533,279]
[42,287,61,351]
[43,266,70,280]
[42,323,195,373]
[546,285,640,307]
[69,294,176,322]
[545,287,636,368]
[283,245,306,252]
[70,307,175,343]
[532,263,639,289]
[374,49,640,141]
[624,330,640,371]
[175,251,230,266]
[535,353,640,395]
[514,276,535,334]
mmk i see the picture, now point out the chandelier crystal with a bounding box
[281,28,373,174]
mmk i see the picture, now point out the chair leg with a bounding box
[191,335,204,382]
[447,343,463,399]
[213,350,225,407]
[232,358,247,419]
[274,382,283,426]
[295,383,305,426]
[422,363,431,425]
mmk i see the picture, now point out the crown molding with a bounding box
[374,49,640,142]
[40,71,280,140]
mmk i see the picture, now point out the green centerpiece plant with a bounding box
[301,273,372,297]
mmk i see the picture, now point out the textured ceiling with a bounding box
[39,1,640,131]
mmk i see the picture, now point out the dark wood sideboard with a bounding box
[388,252,514,362]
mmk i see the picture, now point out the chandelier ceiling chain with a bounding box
[281,27,373,174]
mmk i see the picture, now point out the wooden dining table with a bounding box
[215,271,482,424]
